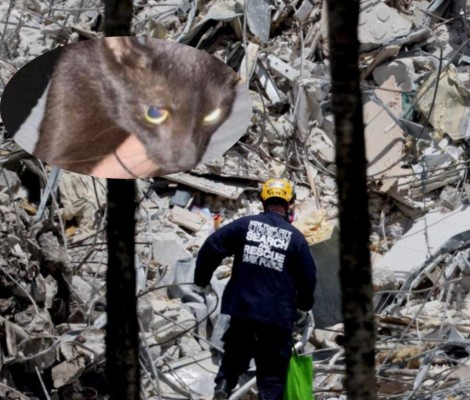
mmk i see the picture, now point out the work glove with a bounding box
[295,309,309,330]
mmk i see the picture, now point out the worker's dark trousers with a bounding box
[215,317,292,400]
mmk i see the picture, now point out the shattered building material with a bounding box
[371,56,434,92]
[415,64,470,140]
[293,79,325,139]
[239,42,259,82]
[364,88,405,192]
[57,172,107,234]
[266,54,301,82]
[51,358,86,388]
[254,60,287,104]
[294,212,342,329]
[376,206,470,281]
[361,44,401,80]
[309,224,342,330]
[169,190,193,208]
[2,0,470,398]
[160,350,219,399]
[294,0,317,24]
[170,206,207,232]
[358,0,413,51]
[165,172,250,200]
[245,0,271,44]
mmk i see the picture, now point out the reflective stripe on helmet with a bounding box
[260,178,294,203]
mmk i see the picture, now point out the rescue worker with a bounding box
[194,178,316,400]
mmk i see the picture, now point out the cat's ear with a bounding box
[102,37,150,69]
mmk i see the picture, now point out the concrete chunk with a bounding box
[376,206,470,280]
[266,54,301,82]
[170,206,206,232]
[415,64,470,140]
[358,0,412,51]
[51,357,86,388]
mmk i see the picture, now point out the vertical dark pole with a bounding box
[326,1,377,399]
[106,180,139,399]
[103,1,139,400]
[104,0,134,37]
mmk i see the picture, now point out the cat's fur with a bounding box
[34,37,239,176]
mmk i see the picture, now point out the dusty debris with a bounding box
[358,0,413,51]
[365,76,406,193]
[51,357,86,388]
[415,63,470,141]
[165,172,251,200]
[376,205,470,280]
[293,209,334,246]
[170,206,207,232]
[1,0,470,399]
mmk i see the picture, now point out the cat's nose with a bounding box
[156,134,199,171]
[174,140,198,169]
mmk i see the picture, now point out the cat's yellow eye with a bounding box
[203,107,222,125]
[145,106,169,124]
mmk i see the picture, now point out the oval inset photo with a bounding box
[1,37,251,179]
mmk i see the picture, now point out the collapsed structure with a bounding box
[1,0,470,398]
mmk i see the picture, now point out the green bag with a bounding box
[283,349,314,399]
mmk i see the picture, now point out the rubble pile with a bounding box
[0,0,470,399]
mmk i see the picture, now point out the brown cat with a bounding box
[34,37,239,177]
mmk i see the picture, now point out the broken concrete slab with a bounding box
[362,44,401,80]
[58,172,106,234]
[372,57,417,92]
[164,172,249,200]
[308,223,342,329]
[37,231,72,281]
[3,0,470,398]
[376,205,470,280]
[51,357,86,388]
[179,334,203,358]
[294,0,317,24]
[415,64,470,140]
[155,308,197,344]
[0,168,22,194]
[170,206,207,232]
[246,0,271,44]
[405,167,464,199]
[152,236,192,268]
[254,60,287,104]
[71,275,92,305]
[293,80,324,139]
[358,0,413,51]
[239,42,259,82]
[266,54,301,82]
[179,0,243,44]
[364,76,406,193]
[160,350,218,399]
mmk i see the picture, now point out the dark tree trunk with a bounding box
[103,1,139,400]
[326,1,377,399]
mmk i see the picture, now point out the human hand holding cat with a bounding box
[90,133,159,178]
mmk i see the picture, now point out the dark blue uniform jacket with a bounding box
[194,211,316,330]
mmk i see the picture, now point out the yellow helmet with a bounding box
[260,178,294,204]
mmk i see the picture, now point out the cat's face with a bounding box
[99,38,239,175]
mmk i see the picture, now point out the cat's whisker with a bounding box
[89,124,120,141]
[50,153,107,165]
